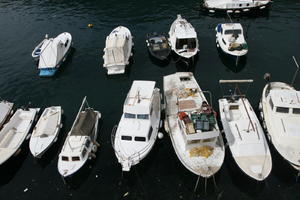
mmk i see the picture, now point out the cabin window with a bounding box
[135,136,146,142]
[121,135,132,140]
[125,113,136,118]
[247,3,249,6]
[222,38,226,45]
[176,38,196,49]
[293,108,300,114]
[269,99,274,110]
[148,127,153,140]
[239,4,242,7]
[72,156,80,161]
[137,114,149,119]
[62,156,69,161]
[82,148,87,157]
[224,29,242,35]
[85,139,91,148]
[276,107,289,113]
[180,77,190,81]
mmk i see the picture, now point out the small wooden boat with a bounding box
[58,97,101,177]
[203,0,272,14]
[29,106,62,158]
[168,15,199,59]
[0,100,14,129]
[216,23,248,58]
[38,32,72,77]
[146,33,171,61]
[112,81,161,171]
[103,26,133,75]
[0,108,39,165]
[164,72,225,178]
[219,80,272,181]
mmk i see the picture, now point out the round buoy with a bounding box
[158,132,164,139]
[88,23,94,28]
[263,73,271,82]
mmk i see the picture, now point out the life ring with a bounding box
[92,144,97,153]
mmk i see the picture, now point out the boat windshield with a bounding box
[276,107,289,113]
[137,114,149,119]
[72,156,80,161]
[176,38,196,49]
[224,29,242,35]
[121,135,132,141]
[62,156,69,161]
[124,113,136,118]
[134,136,146,142]
[293,108,300,114]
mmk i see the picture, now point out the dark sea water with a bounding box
[0,0,300,199]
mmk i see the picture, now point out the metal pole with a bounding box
[193,176,201,193]
[291,56,299,87]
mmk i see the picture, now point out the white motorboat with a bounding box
[31,34,49,61]
[203,0,272,13]
[112,81,161,171]
[103,26,133,75]
[219,80,272,181]
[0,108,39,165]
[260,81,300,171]
[29,106,62,158]
[38,32,72,77]
[216,23,248,58]
[168,15,199,59]
[58,97,101,177]
[0,100,14,129]
[164,72,224,177]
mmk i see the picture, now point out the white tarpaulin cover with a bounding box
[104,35,128,66]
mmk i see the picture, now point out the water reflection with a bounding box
[217,48,247,73]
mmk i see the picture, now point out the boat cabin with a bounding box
[149,36,169,51]
[60,109,97,162]
[174,23,197,51]
[119,81,156,143]
[60,136,91,162]
[267,90,300,115]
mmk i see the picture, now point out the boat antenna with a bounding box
[290,56,299,87]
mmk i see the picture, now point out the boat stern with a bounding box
[39,68,58,77]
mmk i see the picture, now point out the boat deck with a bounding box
[164,72,224,177]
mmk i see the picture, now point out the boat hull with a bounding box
[202,1,272,14]
[113,84,161,171]
[163,72,225,177]
[103,26,133,75]
[261,82,300,170]
[0,108,39,165]
[29,106,62,158]
[38,32,72,77]
[219,98,272,181]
